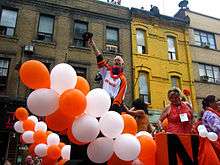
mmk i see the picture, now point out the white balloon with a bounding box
[22,131,34,144]
[14,121,24,133]
[99,111,124,138]
[114,134,141,161]
[27,88,59,116]
[35,121,47,132]
[50,63,77,94]
[207,132,218,141]
[72,114,100,143]
[61,145,71,160]
[28,116,38,124]
[197,125,207,132]
[136,131,153,139]
[199,129,208,138]
[87,137,114,163]
[85,88,111,117]
[47,133,60,146]
[34,144,48,157]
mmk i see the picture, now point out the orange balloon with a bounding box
[15,107,29,121]
[137,135,156,164]
[33,130,47,144]
[107,153,132,165]
[46,109,74,132]
[162,118,168,131]
[28,143,37,157]
[58,142,65,149]
[59,89,86,117]
[23,119,35,131]
[46,131,53,137]
[47,145,61,160]
[75,76,90,95]
[122,114,138,135]
[42,156,57,165]
[58,159,67,165]
[67,128,87,145]
[19,60,50,89]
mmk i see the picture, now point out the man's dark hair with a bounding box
[168,88,181,96]
[202,95,216,110]
[132,98,149,114]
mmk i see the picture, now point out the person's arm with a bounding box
[158,106,170,129]
[203,111,220,134]
[123,105,145,117]
[113,75,127,106]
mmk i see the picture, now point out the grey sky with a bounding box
[99,0,220,19]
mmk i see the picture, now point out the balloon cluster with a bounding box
[14,60,156,164]
[197,125,218,141]
[14,107,70,164]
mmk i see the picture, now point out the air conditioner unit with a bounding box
[201,42,210,48]
[106,44,118,53]
[200,75,209,82]
[24,45,34,55]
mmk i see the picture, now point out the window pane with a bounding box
[201,36,208,43]
[136,30,145,46]
[213,67,220,81]
[199,64,205,76]
[194,34,201,43]
[0,59,9,77]
[0,9,17,27]
[167,37,176,52]
[138,73,148,94]
[171,76,180,88]
[74,22,88,39]
[38,15,54,34]
[106,28,118,42]
[206,66,213,78]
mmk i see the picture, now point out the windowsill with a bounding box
[190,44,220,52]
[168,59,183,64]
[195,80,220,85]
[32,40,56,48]
[0,34,18,42]
[68,46,91,51]
[102,50,122,56]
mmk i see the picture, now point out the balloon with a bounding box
[114,134,141,161]
[34,143,48,157]
[50,63,77,94]
[137,135,156,163]
[66,128,86,145]
[14,121,24,133]
[15,107,29,121]
[122,114,137,135]
[22,131,34,144]
[85,88,111,117]
[33,130,47,144]
[59,89,86,117]
[199,129,208,138]
[19,60,50,89]
[23,119,35,131]
[27,88,59,116]
[47,133,60,146]
[47,145,61,160]
[197,125,207,132]
[72,114,100,143]
[28,116,38,124]
[136,131,153,139]
[108,153,132,165]
[46,109,74,132]
[75,76,90,95]
[46,131,53,137]
[61,145,71,160]
[35,121,47,132]
[87,137,114,163]
[100,111,124,138]
[207,132,218,141]
[59,143,66,149]
[29,143,37,157]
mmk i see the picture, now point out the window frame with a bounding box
[0,7,18,37]
[167,36,177,60]
[0,57,10,88]
[73,20,88,47]
[138,72,151,103]
[136,29,146,54]
[171,76,181,88]
[194,30,216,49]
[37,14,55,42]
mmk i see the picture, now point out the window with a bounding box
[0,8,18,36]
[136,29,146,54]
[199,64,220,83]
[37,14,54,42]
[73,21,88,47]
[167,36,177,60]
[138,72,150,103]
[74,67,87,79]
[194,30,216,49]
[106,27,119,53]
[171,76,180,88]
[0,58,10,88]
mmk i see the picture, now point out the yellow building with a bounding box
[131,7,197,118]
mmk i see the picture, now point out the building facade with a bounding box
[131,7,197,121]
[0,0,132,163]
[175,9,220,111]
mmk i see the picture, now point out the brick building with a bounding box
[0,0,132,163]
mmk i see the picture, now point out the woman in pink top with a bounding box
[159,88,193,134]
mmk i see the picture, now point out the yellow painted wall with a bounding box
[131,18,198,112]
